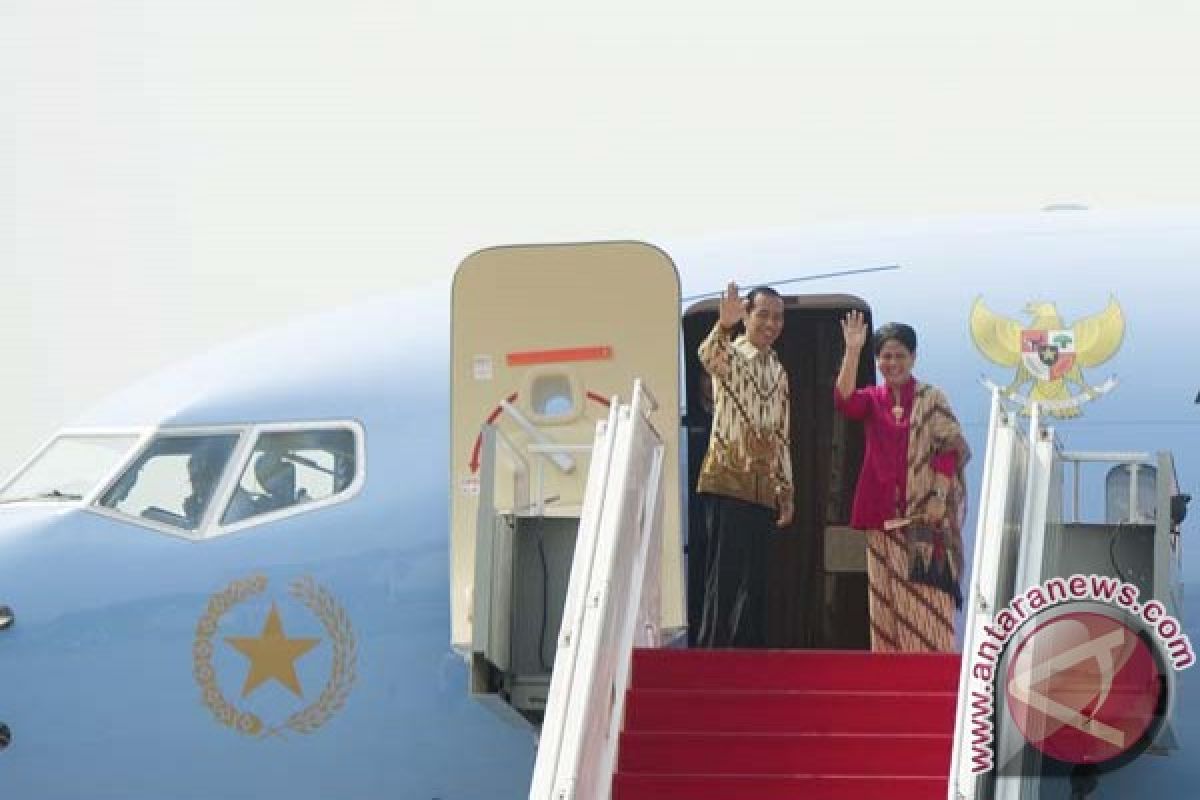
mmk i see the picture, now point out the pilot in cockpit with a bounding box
[255,449,297,512]
[182,446,223,527]
[223,447,299,524]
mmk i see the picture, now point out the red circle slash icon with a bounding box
[1005,611,1164,765]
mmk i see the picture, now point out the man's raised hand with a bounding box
[719,282,745,330]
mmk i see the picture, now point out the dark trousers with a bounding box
[697,493,772,648]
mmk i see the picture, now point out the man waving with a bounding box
[696,282,793,648]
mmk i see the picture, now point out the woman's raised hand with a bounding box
[842,310,868,352]
[719,282,745,330]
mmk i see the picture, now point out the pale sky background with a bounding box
[3,1,1200,475]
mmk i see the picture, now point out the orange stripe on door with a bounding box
[506,345,613,367]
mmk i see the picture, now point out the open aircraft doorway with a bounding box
[682,294,875,649]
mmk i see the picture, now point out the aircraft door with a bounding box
[450,242,683,672]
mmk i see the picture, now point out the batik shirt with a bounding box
[696,323,792,510]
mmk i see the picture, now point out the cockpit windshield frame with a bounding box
[46,420,368,540]
[85,425,248,539]
[212,420,366,537]
[0,428,153,508]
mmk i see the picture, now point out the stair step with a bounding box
[617,731,953,776]
[623,688,956,734]
[631,648,960,691]
[612,773,947,800]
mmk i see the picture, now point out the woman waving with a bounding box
[835,312,970,652]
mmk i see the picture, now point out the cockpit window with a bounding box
[222,429,357,526]
[0,434,139,504]
[97,434,239,531]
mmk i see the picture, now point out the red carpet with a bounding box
[612,649,960,800]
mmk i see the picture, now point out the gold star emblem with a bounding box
[225,603,320,698]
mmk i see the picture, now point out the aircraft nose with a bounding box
[0,507,103,609]
[0,506,77,543]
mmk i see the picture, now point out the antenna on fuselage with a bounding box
[681,264,901,303]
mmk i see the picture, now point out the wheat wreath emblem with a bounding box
[193,574,357,737]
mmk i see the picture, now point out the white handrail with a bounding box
[494,426,530,515]
[502,399,576,473]
[950,402,1186,800]
[949,390,1030,800]
[530,380,666,800]
[950,391,1000,799]
[529,400,620,799]
[527,444,595,454]
[1057,451,1154,525]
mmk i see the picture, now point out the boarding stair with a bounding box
[611,648,958,799]
[488,386,1185,799]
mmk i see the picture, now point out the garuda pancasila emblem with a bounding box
[969,297,1125,418]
